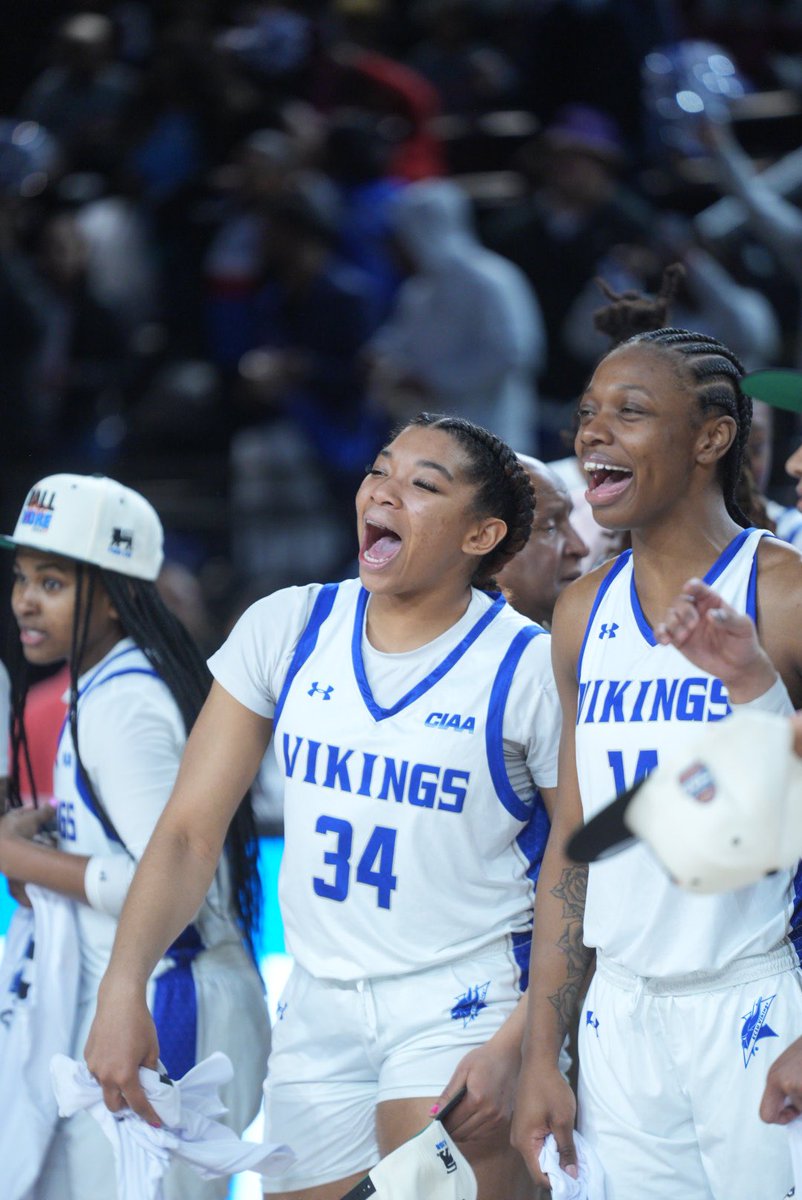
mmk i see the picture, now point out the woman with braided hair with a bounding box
[0,473,269,1200]
[512,317,802,1199]
[85,414,562,1199]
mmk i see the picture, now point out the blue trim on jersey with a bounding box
[515,791,551,892]
[486,625,545,820]
[746,550,759,624]
[79,644,141,693]
[705,527,755,587]
[72,747,123,844]
[511,929,531,993]
[351,588,507,722]
[630,528,758,647]
[744,530,775,624]
[273,584,339,727]
[576,552,631,681]
[152,923,204,1080]
[60,664,162,843]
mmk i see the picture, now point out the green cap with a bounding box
[740,369,802,414]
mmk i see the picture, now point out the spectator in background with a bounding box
[497,456,588,629]
[324,39,447,181]
[485,104,652,453]
[367,177,544,452]
[61,171,159,340]
[230,171,385,588]
[203,128,296,373]
[320,111,407,322]
[702,112,802,366]
[19,12,137,171]
[29,210,129,471]
[564,229,781,376]
[238,171,383,494]
[406,0,521,117]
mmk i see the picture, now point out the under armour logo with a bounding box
[308,682,334,700]
[598,622,619,639]
[276,1001,288,1021]
[586,1010,600,1037]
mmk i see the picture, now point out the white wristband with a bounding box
[730,673,794,716]
[84,854,137,916]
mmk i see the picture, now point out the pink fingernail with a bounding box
[566,1164,578,1179]
[429,1104,440,1115]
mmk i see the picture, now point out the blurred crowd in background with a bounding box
[2,0,802,650]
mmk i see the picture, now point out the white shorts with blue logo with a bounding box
[578,942,802,1200]
[261,936,526,1193]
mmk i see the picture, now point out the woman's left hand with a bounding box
[0,805,57,844]
[431,1039,520,1143]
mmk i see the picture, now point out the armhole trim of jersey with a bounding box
[59,666,163,846]
[486,625,545,821]
[706,526,755,588]
[746,528,775,625]
[273,583,340,727]
[576,551,631,682]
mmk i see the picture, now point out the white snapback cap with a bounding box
[1,474,164,581]
[567,709,802,894]
[340,1119,477,1200]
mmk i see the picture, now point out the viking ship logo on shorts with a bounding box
[451,982,489,1026]
[741,994,778,1067]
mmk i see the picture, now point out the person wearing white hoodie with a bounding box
[366,179,546,454]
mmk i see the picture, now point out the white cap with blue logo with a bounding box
[568,709,802,894]
[340,1114,477,1200]
[0,473,164,581]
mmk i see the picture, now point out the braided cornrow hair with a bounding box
[402,413,536,588]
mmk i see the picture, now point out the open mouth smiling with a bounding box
[360,519,403,567]
[584,460,634,504]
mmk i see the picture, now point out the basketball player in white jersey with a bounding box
[83,414,562,1200]
[512,324,802,1199]
[0,474,269,1200]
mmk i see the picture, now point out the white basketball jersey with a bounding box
[576,527,794,976]
[53,643,165,999]
[271,580,551,980]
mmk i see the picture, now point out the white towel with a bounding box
[50,1050,294,1200]
[539,1131,608,1200]
[0,886,80,1200]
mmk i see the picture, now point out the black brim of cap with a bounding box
[740,369,802,414]
[566,777,645,864]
